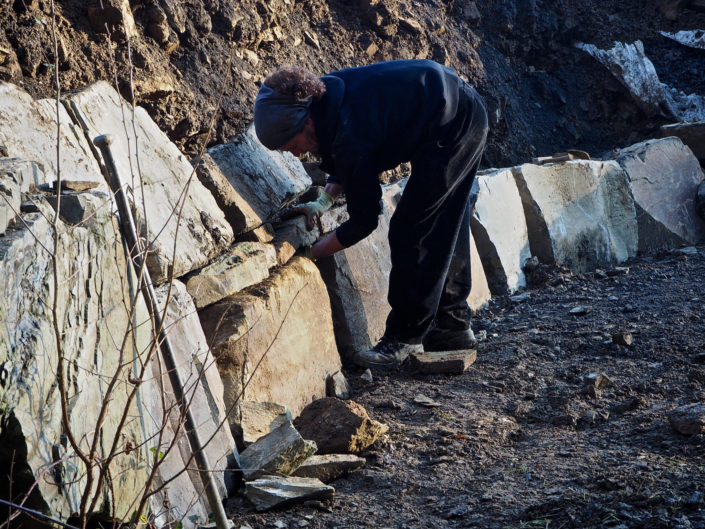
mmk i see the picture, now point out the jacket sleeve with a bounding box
[334,155,382,247]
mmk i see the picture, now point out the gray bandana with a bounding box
[253,83,313,150]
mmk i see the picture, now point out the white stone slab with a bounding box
[64,81,233,283]
[613,137,705,250]
[0,82,105,189]
[470,168,531,294]
[514,160,638,272]
[197,124,311,234]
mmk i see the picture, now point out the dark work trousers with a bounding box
[385,83,488,344]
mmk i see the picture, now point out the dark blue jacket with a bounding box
[310,59,465,247]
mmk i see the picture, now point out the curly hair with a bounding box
[264,66,327,101]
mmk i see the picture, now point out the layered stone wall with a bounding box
[0,78,703,528]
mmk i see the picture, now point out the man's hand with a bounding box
[284,190,335,230]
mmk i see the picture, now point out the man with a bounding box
[253,59,488,370]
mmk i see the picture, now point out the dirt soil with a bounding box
[2,1,705,166]
[227,246,705,528]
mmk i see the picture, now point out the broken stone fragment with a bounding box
[413,394,442,408]
[326,371,351,399]
[239,420,317,480]
[410,350,477,375]
[245,476,334,511]
[576,40,674,118]
[612,331,634,346]
[660,29,705,50]
[294,398,388,454]
[669,403,705,435]
[583,373,612,390]
[272,215,320,266]
[185,242,276,309]
[292,454,366,483]
[239,401,292,446]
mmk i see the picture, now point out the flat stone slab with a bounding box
[239,421,317,480]
[0,82,105,190]
[660,29,705,50]
[669,403,705,435]
[199,257,341,424]
[410,349,477,375]
[614,137,705,250]
[470,168,531,294]
[64,81,234,283]
[185,241,277,309]
[514,160,638,272]
[196,124,310,235]
[292,454,366,483]
[294,398,388,455]
[245,476,334,512]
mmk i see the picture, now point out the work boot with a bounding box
[422,327,478,352]
[353,336,423,371]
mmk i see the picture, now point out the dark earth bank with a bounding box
[227,245,705,528]
[1,0,705,166]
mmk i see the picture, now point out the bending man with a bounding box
[253,59,488,370]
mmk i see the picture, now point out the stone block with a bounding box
[272,215,321,266]
[0,83,105,190]
[294,398,388,455]
[614,137,705,250]
[199,257,341,426]
[514,160,638,272]
[185,242,277,309]
[410,349,477,375]
[292,454,366,483]
[196,124,310,234]
[470,168,531,294]
[239,420,316,480]
[468,230,491,312]
[0,170,21,234]
[245,476,334,511]
[63,81,233,283]
[239,401,292,446]
[660,122,705,162]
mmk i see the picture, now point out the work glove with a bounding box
[285,191,334,230]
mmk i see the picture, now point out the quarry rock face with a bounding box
[0,158,41,234]
[199,257,341,427]
[613,137,705,251]
[0,82,106,190]
[470,168,531,294]
[64,81,234,284]
[514,160,638,272]
[0,194,155,523]
[196,124,311,235]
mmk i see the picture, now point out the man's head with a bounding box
[253,66,326,154]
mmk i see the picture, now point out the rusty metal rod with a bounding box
[93,134,231,529]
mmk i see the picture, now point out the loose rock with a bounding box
[294,398,388,454]
[245,476,334,511]
[239,421,317,480]
[292,454,366,483]
[669,403,705,435]
[410,350,477,375]
[326,371,351,399]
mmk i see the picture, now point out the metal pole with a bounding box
[93,134,231,529]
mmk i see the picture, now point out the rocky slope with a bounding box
[1,0,705,167]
